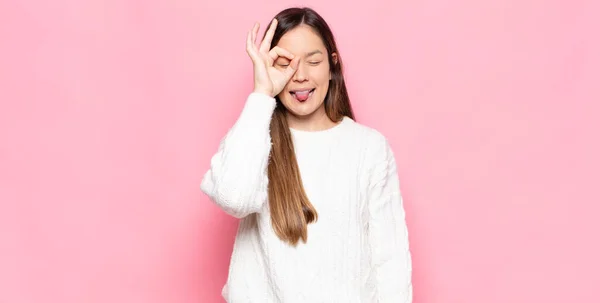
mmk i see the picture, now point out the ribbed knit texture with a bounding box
[201,92,412,303]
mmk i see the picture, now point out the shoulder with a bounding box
[345,117,391,150]
[344,117,394,164]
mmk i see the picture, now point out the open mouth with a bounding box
[290,88,316,102]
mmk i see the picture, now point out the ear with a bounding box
[330,52,338,80]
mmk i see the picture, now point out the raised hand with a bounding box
[246,19,300,98]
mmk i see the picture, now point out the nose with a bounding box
[292,62,307,82]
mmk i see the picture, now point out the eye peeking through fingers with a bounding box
[276,58,291,67]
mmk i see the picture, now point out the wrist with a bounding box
[253,88,274,98]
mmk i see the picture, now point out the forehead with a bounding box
[276,25,327,56]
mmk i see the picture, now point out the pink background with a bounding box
[1,0,599,302]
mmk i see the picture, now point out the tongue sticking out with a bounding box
[294,90,311,101]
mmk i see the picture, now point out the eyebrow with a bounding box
[306,50,323,57]
[276,50,324,62]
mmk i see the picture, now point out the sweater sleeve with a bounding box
[367,135,413,302]
[200,92,276,218]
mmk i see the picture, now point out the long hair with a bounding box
[265,7,355,246]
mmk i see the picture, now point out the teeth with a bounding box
[291,89,312,94]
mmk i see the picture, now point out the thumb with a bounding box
[283,56,300,79]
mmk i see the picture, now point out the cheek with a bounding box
[312,66,331,86]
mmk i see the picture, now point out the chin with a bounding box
[282,100,325,118]
[289,107,318,117]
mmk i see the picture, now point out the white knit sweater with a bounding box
[200,92,413,302]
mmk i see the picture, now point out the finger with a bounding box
[259,18,278,53]
[252,22,259,45]
[246,29,257,59]
[246,23,259,59]
[268,46,295,65]
[282,56,300,79]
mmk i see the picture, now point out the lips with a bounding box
[290,88,315,102]
[290,88,315,95]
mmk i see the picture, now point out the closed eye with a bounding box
[308,61,321,66]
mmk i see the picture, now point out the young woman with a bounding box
[201,7,413,302]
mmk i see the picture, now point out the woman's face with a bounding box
[274,25,337,118]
